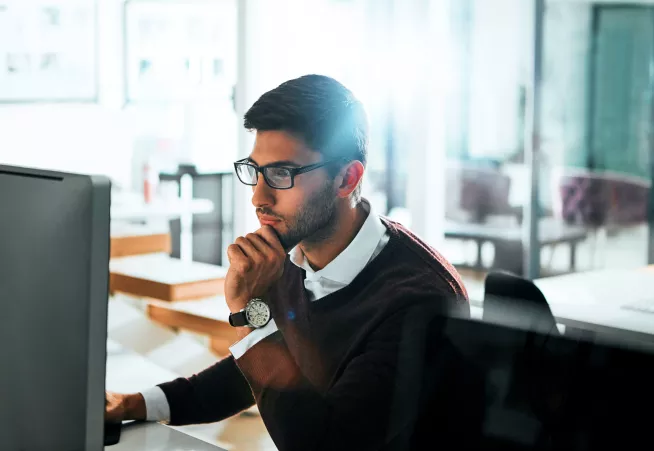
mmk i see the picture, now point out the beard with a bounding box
[258,181,338,251]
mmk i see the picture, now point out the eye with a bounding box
[265,167,292,187]
[236,164,257,184]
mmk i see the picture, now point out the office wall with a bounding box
[0,0,132,187]
[0,0,236,190]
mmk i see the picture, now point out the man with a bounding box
[106,74,470,450]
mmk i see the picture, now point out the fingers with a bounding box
[248,232,286,269]
[244,233,269,254]
[228,227,285,275]
[235,235,263,264]
[227,243,251,273]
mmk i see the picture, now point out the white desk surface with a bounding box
[534,269,654,337]
[108,422,225,451]
[105,340,226,450]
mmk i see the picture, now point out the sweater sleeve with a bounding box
[157,355,255,426]
[234,302,442,451]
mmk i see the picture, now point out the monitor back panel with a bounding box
[0,166,110,451]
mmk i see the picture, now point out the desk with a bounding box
[109,254,227,301]
[110,225,171,259]
[109,422,225,450]
[446,218,587,275]
[532,269,654,346]
[145,297,237,356]
[105,340,226,450]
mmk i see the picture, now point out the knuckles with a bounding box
[229,235,284,273]
[227,244,251,273]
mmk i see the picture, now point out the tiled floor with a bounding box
[108,223,650,451]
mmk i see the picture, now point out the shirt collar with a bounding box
[289,198,387,285]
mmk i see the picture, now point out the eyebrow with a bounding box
[246,157,301,168]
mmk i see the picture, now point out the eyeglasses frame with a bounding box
[233,158,342,190]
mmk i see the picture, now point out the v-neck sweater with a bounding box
[159,218,469,451]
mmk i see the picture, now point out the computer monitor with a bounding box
[438,316,654,450]
[0,165,111,451]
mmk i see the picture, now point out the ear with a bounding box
[335,161,364,199]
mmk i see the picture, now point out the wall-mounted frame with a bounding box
[123,0,236,105]
[0,0,98,103]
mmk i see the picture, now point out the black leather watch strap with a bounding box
[229,311,248,327]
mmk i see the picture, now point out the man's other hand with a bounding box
[105,391,147,423]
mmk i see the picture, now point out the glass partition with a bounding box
[442,0,654,297]
[541,0,654,275]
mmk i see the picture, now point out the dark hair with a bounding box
[244,75,368,200]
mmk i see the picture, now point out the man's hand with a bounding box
[105,391,146,423]
[225,225,286,315]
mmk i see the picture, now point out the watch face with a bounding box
[245,300,271,328]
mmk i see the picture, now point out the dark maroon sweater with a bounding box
[158,219,470,450]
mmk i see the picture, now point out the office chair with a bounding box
[483,271,559,336]
[483,272,569,450]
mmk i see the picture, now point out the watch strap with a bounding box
[229,310,248,327]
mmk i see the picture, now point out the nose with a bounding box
[251,173,275,208]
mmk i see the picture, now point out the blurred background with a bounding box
[2,0,654,448]
[3,0,653,296]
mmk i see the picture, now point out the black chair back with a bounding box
[483,271,559,335]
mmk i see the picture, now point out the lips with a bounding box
[258,214,281,226]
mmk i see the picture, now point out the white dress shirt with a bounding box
[140,199,390,422]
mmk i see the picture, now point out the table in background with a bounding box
[109,253,226,302]
[446,218,587,275]
[145,297,237,356]
[110,224,171,259]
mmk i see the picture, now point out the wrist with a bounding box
[235,327,253,340]
[227,295,253,314]
[123,393,147,421]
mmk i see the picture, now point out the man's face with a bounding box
[248,130,338,250]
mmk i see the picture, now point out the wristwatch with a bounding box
[228,298,271,328]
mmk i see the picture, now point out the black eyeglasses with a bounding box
[234,159,338,190]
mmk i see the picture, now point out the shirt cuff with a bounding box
[140,386,171,423]
[229,319,279,359]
